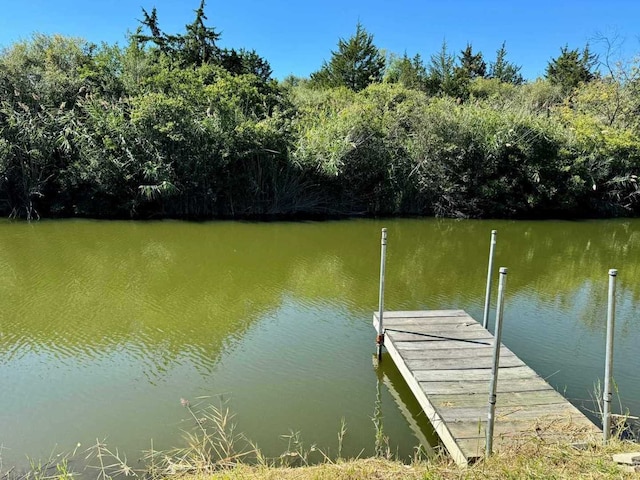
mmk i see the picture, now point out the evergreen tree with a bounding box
[219,48,273,82]
[133,0,272,80]
[181,0,221,65]
[459,43,486,79]
[426,40,469,98]
[134,0,221,66]
[546,44,598,94]
[489,42,523,85]
[384,52,428,90]
[310,23,385,92]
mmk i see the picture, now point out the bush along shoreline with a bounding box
[1,2,639,221]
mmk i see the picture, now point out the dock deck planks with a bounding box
[373,309,600,465]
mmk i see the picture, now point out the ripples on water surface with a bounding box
[0,218,638,468]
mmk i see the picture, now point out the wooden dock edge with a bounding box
[373,314,472,465]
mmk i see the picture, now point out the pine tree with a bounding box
[384,52,428,90]
[459,43,486,79]
[546,44,598,94]
[133,1,272,80]
[181,0,221,65]
[489,42,523,85]
[219,48,272,82]
[135,0,221,66]
[310,23,385,92]
[426,40,469,98]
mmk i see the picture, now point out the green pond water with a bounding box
[0,218,638,469]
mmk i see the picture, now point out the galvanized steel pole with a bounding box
[486,266,507,457]
[603,268,617,443]
[376,228,388,361]
[482,230,497,330]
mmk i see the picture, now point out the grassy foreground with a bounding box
[164,404,639,479]
[183,439,639,480]
[3,404,638,479]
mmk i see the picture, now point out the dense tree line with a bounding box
[1,2,639,220]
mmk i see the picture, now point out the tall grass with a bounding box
[1,398,638,479]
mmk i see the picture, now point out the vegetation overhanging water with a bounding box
[1,2,639,221]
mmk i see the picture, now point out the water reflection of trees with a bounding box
[285,218,640,323]
[0,221,299,379]
[0,218,639,379]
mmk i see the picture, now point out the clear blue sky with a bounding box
[1,0,638,80]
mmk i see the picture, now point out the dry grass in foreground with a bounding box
[177,409,640,480]
[2,402,638,479]
[184,437,640,480]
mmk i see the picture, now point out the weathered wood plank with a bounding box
[393,339,494,350]
[455,426,600,460]
[382,324,468,466]
[375,310,466,319]
[405,355,526,370]
[455,438,486,460]
[373,311,471,330]
[383,317,477,327]
[386,331,494,342]
[449,418,600,440]
[398,345,514,360]
[413,366,540,382]
[429,389,567,409]
[373,309,600,466]
[438,404,582,422]
[419,378,555,395]
[386,323,490,335]
[456,434,546,460]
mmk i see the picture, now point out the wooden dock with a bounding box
[373,309,600,465]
